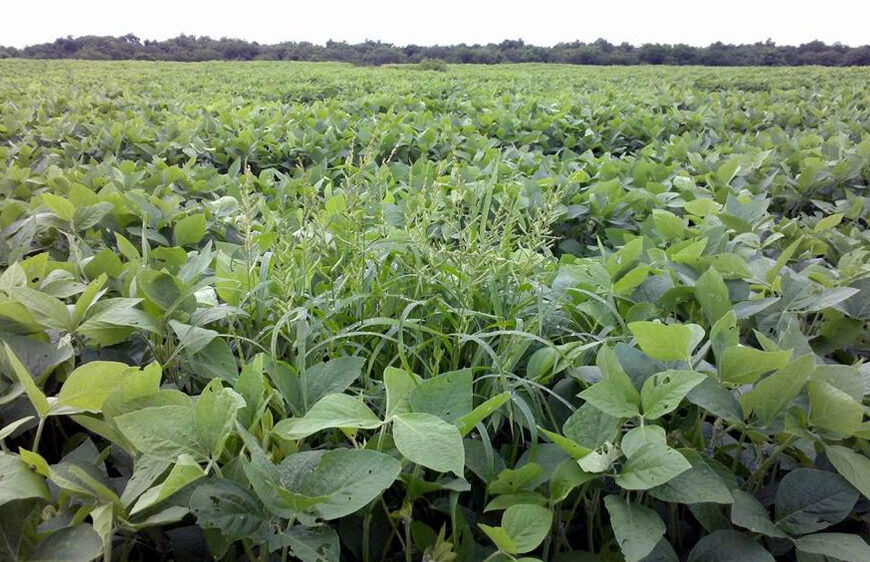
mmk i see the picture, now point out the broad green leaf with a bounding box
[174,213,207,246]
[695,268,731,325]
[550,459,596,501]
[190,479,269,542]
[775,468,857,535]
[301,356,365,411]
[620,425,666,458]
[652,209,686,240]
[272,393,382,440]
[393,412,464,475]
[10,287,71,330]
[615,444,690,490]
[687,530,774,562]
[115,404,207,462]
[0,452,49,506]
[383,366,421,417]
[605,495,665,562]
[795,533,870,562]
[613,265,651,296]
[409,369,472,423]
[686,377,743,422]
[300,448,401,520]
[503,504,553,554]
[195,379,245,457]
[169,320,219,355]
[746,354,814,425]
[808,380,862,435]
[640,370,706,419]
[826,446,870,502]
[479,524,517,555]
[628,321,704,362]
[131,454,204,515]
[484,491,548,512]
[579,345,640,417]
[2,343,50,417]
[284,525,340,562]
[709,310,738,362]
[40,192,76,222]
[730,489,787,538]
[489,464,543,495]
[648,450,732,504]
[55,361,132,413]
[563,402,621,450]
[719,347,792,385]
[29,524,103,562]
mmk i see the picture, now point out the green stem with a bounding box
[747,436,795,491]
[32,416,45,451]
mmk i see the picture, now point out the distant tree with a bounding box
[2,35,868,66]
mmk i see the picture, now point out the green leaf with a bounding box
[628,321,704,362]
[775,468,857,535]
[393,412,464,475]
[479,524,517,555]
[686,377,743,422]
[648,450,732,504]
[300,448,401,520]
[283,525,340,562]
[719,347,792,385]
[29,524,103,562]
[687,530,774,562]
[0,452,49,506]
[40,192,76,222]
[730,490,787,538]
[190,478,269,542]
[195,380,245,457]
[640,370,706,420]
[169,320,219,355]
[383,366,421,417]
[538,427,591,460]
[55,361,132,413]
[795,533,870,562]
[455,391,510,437]
[615,444,690,490]
[300,356,365,409]
[808,380,863,436]
[652,209,686,240]
[604,495,666,562]
[746,354,814,425]
[578,346,640,418]
[695,268,731,325]
[709,310,738,362]
[83,248,123,279]
[174,213,207,246]
[563,402,621,450]
[131,454,204,515]
[550,459,596,501]
[1,343,50,417]
[10,287,71,330]
[115,404,207,462]
[501,504,552,554]
[272,393,382,440]
[621,425,666,458]
[489,464,543,495]
[825,446,870,502]
[409,369,472,423]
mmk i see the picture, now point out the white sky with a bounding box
[3,0,869,48]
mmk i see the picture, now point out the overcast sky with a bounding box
[3,0,869,48]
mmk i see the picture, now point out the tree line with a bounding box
[2,35,869,66]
